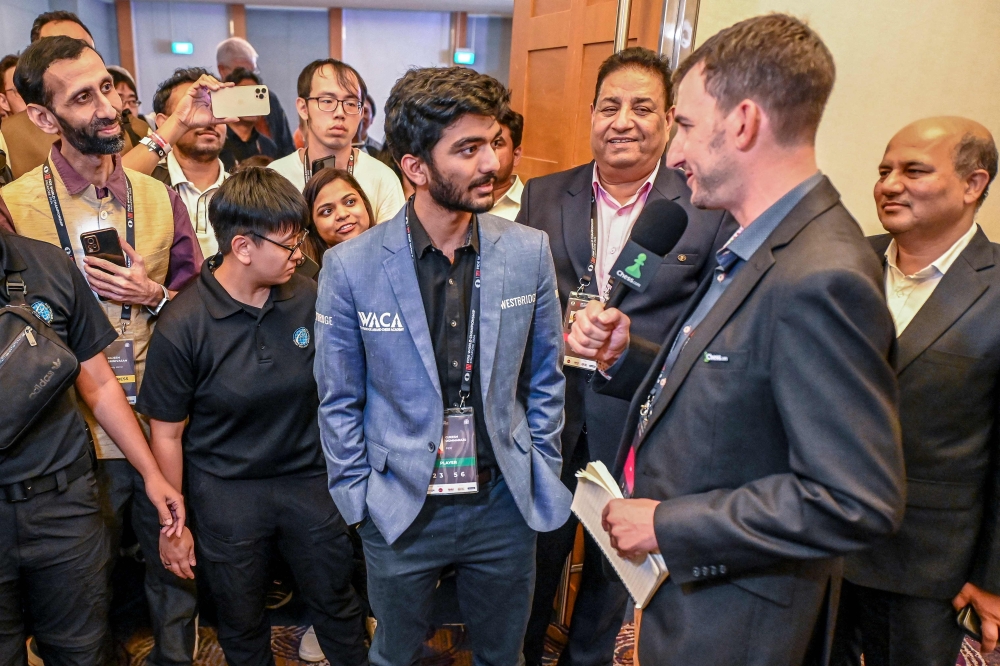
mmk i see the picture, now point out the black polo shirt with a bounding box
[136,257,325,480]
[0,231,116,484]
[409,205,496,471]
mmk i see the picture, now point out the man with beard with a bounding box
[0,36,204,666]
[153,68,229,258]
[314,66,570,666]
[488,107,523,221]
[269,58,404,222]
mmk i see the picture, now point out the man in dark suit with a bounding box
[568,15,906,665]
[517,47,733,666]
[832,117,1000,665]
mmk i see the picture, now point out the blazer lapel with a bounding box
[634,177,842,449]
[563,162,596,289]
[382,221,442,398]
[894,229,994,374]
[478,216,506,402]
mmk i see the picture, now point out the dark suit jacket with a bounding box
[846,230,1000,601]
[515,161,734,468]
[599,177,906,665]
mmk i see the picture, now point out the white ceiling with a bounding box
[154,0,514,15]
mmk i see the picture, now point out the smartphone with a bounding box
[80,229,127,270]
[296,255,320,280]
[211,85,271,118]
[957,605,983,640]
[311,155,337,176]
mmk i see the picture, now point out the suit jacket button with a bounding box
[701,566,709,576]
[710,565,717,576]
[719,565,727,574]
[428,442,436,451]
[692,567,700,578]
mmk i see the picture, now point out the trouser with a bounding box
[0,470,110,666]
[524,434,628,666]
[361,476,537,666]
[96,459,198,666]
[187,466,366,666]
[831,579,967,666]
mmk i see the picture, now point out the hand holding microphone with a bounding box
[567,198,690,372]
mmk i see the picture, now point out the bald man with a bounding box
[833,117,1000,665]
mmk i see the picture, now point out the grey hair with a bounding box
[216,37,258,67]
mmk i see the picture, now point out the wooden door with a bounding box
[508,0,666,181]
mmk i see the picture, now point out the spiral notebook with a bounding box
[571,461,670,609]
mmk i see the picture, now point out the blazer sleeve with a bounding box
[592,335,661,402]
[970,432,1000,595]
[313,250,370,525]
[653,267,906,584]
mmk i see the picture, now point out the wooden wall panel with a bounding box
[509,0,666,179]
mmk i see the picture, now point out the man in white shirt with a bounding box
[834,116,1000,666]
[153,67,228,258]
[269,59,404,223]
[489,107,523,221]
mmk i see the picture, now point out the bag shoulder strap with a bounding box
[5,270,26,306]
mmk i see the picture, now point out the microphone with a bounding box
[605,199,689,309]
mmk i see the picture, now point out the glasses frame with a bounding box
[305,96,363,115]
[250,230,309,262]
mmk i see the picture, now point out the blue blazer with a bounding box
[314,208,572,545]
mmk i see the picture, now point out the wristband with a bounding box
[148,131,172,156]
[140,136,166,160]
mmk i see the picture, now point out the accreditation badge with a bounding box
[427,407,478,495]
[104,336,137,404]
[563,291,600,371]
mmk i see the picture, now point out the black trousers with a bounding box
[96,459,198,666]
[0,471,111,666]
[831,579,967,666]
[187,466,366,666]
[523,433,629,666]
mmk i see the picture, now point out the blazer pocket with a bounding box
[730,572,794,607]
[906,478,980,510]
[367,440,389,473]
[694,349,749,370]
[511,417,531,454]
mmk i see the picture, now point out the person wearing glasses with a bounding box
[137,167,369,666]
[268,58,404,223]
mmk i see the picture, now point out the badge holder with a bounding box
[105,321,137,404]
[563,291,600,370]
[428,401,478,495]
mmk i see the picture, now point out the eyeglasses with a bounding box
[305,96,363,115]
[250,230,309,262]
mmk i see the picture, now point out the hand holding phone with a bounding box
[80,229,127,273]
[211,85,271,119]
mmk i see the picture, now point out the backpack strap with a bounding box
[5,270,26,306]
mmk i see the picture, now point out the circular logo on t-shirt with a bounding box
[292,327,310,348]
[31,300,54,325]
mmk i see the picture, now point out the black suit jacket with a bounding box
[515,161,734,468]
[599,177,906,665]
[845,230,1000,600]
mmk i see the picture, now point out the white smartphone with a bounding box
[211,85,271,118]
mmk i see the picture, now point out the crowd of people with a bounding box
[0,8,999,666]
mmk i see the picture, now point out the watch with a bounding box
[147,283,170,316]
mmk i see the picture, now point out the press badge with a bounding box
[563,292,600,371]
[104,337,137,404]
[427,407,478,495]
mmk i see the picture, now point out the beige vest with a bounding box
[6,160,175,458]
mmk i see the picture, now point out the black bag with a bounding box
[1,271,80,450]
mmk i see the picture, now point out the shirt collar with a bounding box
[407,200,480,258]
[496,175,523,207]
[200,254,297,320]
[591,162,660,209]
[726,171,825,262]
[50,140,128,202]
[884,221,979,280]
[166,152,227,193]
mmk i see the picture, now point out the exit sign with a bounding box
[171,42,194,55]
[453,48,475,65]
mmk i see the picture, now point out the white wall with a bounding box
[0,0,116,64]
[695,0,1000,238]
[469,14,512,87]
[131,1,227,117]
[0,0,48,59]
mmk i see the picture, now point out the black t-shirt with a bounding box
[219,126,279,172]
[136,258,325,479]
[0,231,117,483]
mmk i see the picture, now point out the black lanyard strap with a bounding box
[578,194,598,291]
[404,202,481,404]
[303,148,355,184]
[43,161,135,322]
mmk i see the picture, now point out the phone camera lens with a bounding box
[256,88,262,94]
[85,237,97,252]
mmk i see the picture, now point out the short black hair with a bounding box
[497,107,523,149]
[209,167,308,255]
[153,67,211,115]
[14,36,100,107]
[30,11,93,44]
[594,47,672,108]
[0,54,18,82]
[224,67,261,86]
[297,59,367,103]
[384,66,510,164]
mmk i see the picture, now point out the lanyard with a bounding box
[43,161,135,322]
[578,194,598,292]
[302,147,355,184]
[404,202,481,405]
